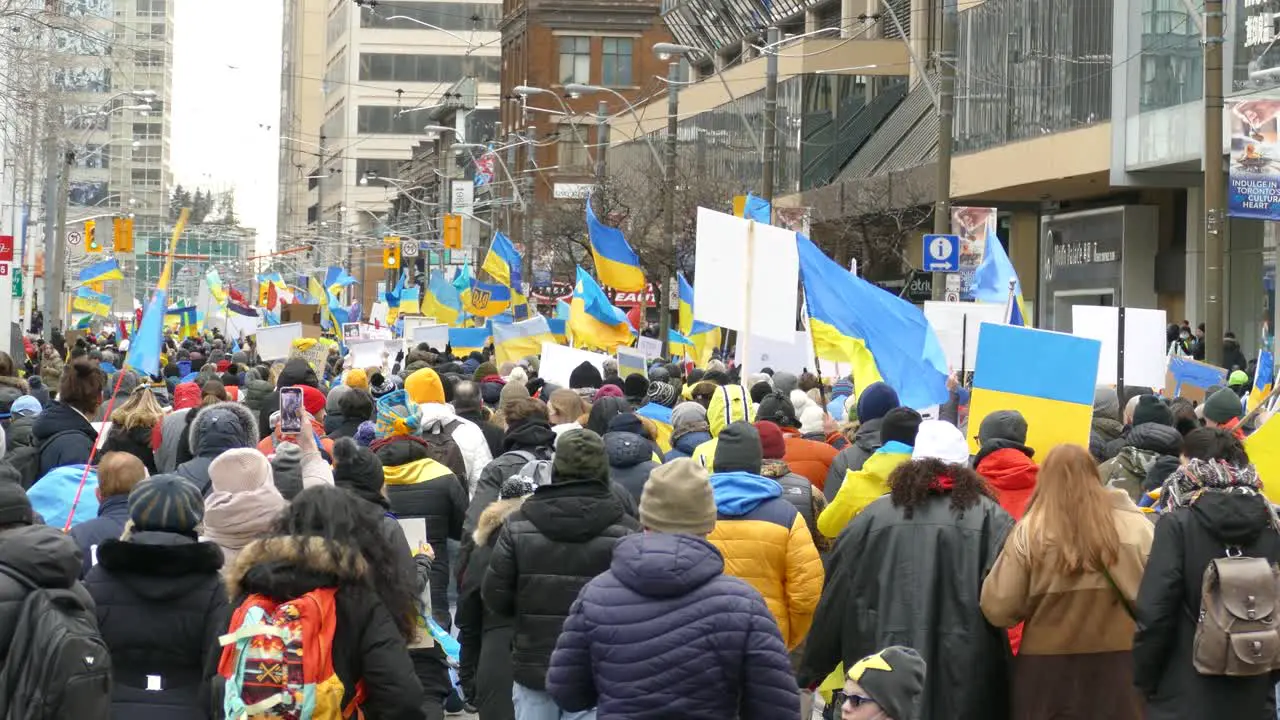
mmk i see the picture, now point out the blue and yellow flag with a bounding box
[483,231,522,290]
[462,280,512,318]
[743,193,771,224]
[400,287,421,316]
[129,209,189,377]
[1250,349,1274,413]
[798,233,949,409]
[972,224,1027,326]
[635,402,674,454]
[165,305,198,339]
[448,327,491,355]
[966,323,1100,461]
[493,316,554,365]
[79,258,125,285]
[73,287,113,317]
[205,268,227,305]
[677,273,720,366]
[422,269,462,326]
[453,261,473,295]
[586,196,645,292]
[325,266,358,298]
[548,318,567,344]
[569,266,633,351]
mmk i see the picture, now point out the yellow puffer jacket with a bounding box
[692,385,755,470]
[816,441,913,539]
[707,470,824,650]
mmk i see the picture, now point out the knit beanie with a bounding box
[405,368,446,405]
[552,429,610,484]
[750,381,774,405]
[640,458,716,535]
[1092,386,1120,422]
[332,437,387,508]
[0,482,33,526]
[832,376,854,399]
[646,381,678,408]
[354,420,377,447]
[299,385,326,416]
[757,392,799,428]
[1203,387,1244,425]
[345,368,370,392]
[671,401,707,432]
[129,474,204,535]
[499,381,530,410]
[623,374,650,404]
[790,389,825,436]
[369,372,396,399]
[205,449,286,551]
[879,407,923,446]
[270,442,305,500]
[326,384,352,414]
[911,420,970,465]
[857,382,900,423]
[849,646,927,720]
[754,420,787,460]
[772,371,798,395]
[568,361,604,390]
[1132,394,1175,427]
[473,362,499,382]
[594,384,624,400]
[714,421,763,474]
[977,410,1028,445]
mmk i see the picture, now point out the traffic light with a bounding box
[84,220,100,253]
[382,236,401,269]
[443,214,463,250]
[112,216,134,253]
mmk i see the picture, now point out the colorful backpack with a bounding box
[217,588,365,719]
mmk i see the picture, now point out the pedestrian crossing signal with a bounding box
[383,236,401,269]
[84,220,100,253]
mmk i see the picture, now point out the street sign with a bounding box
[0,236,13,263]
[0,264,8,276]
[401,240,419,258]
[67,230,82,246]
[922,233,961,272]
[944,291,960,302]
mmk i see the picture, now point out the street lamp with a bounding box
[513,85,594,163]
[563,83,665,171]
[651,43,765,156]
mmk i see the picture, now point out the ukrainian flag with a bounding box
[493,316,554,365]
[1168,356,1227,398]
[166,305,198,339]
[547,318,568,344]
[586,196,645,292]
[635,402,674,454]
[79,258,124,284]
[422,269,462,326]
[462,280,512,318]
[1249,349,1275,413]
[743,193,771,224]
[325,266,358,298]
[205,268,227,305]
[966,323,1100,461]
[449,327,491,355]
[483,231,522,290]
[798,234,949,409]
[570,266,634,351]
[677,273,721,366]
[73,287,113,317]
[972,224,1027,326]
[400,287,421,316]
[453,262,473,295]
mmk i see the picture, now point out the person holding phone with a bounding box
[257,384,334,462]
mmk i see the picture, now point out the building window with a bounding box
[134,49,163,67]
[557,123,590,170]
[136,0,165,16]
[359,2,502,31]
[355,158,399,183]
[357,53,498,84]
[133,145,161,162]
[601,38,633,86]
[78,145,108,169]
[357,106,426,134]
[131,169,161,186]
[132,122,162,140]
[558,37,590,85]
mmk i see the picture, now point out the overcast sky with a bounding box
[170,0,282,253]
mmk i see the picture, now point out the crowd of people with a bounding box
[0,326,1277,720]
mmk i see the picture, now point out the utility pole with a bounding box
[521,125,536,286]
[594,100,609,185]
[1202,0,1225,366]
[40,123,61,341]
[760,27,779,207]
[659,61,680,357]
[931,0,957,301]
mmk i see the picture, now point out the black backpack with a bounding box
[1,446,40,489]
[421,419,467,483]
[0,567,112,720]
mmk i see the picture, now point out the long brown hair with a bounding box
[1023,444,1120,574]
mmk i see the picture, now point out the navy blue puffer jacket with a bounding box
[546,532,799,719]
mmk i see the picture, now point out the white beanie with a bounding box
[911,420,970,466]
[790,389,825,436]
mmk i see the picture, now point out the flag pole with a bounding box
[1004,278,1016,325]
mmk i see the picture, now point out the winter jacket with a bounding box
[546,532,800,719]
[177,402,260,496]
[32,400,98,478]
[221,537,424,720]
[981,489,1152,719]
[156,408,194,474]
[975,441,1039,521]
[664,428,711,462]
[1223,337,1249,372]
[84,532,228,720]
[0,524,95,666]
[455,407,503,459]
[240,378,274,419]
[481,479,641,690]
[378,447,467,629]
[707,470,824,650]
[420,403,493,492]
[823,418,882,501]
[457,497,523,720]
[761,459,825,553]
[1099,423,1182,502]
[817,441,912,539]
[326,413,364,440]
[255,359,320,441]
[102,424,159,475]
[604,430,659,504]
[1134,491,1280,720]
[68,493,131,577]
[779,427,838,491]
[1089,416,1125,462]
[257,419,335,462]
[797,492,1015,720]
[5,414,34,452]
[690,385,755,469]
[464,419,558,535]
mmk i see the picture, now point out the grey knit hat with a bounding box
[270,442,305,500]
[640,458,716,535]
[128,475,204,535]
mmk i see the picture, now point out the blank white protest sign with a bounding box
[693,207,799,342]
[1071,306,1168,387]
[923,301,1008,371]
[256,323,303,361]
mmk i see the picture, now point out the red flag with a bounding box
[267,283,278,310]
[228,286,246,305]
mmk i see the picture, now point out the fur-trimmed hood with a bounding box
[0,375,29,394]
[474,497,526,546]
[225,536,369,600]
[188,400,259,456]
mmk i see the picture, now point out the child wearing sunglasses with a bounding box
[835,646,925,720]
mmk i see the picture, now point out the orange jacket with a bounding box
[780,429,839,491]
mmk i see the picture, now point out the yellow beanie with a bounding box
[345,368,370,391]
[405,367,445,405]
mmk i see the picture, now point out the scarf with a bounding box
[1160,458,1262,510]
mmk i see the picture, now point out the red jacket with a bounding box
[976,446,1039,654]
[779,429,839,491]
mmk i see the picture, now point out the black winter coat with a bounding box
[68,494,131,578]
[222,537,425,720]
[457,497,523,720]
[1134,492,1280,720]
[464,420,558,536]
[5,414,34,452]
[0,524,94,665]
[102,424,159,475]
[823,418,881,501]
[84,532,228,720]
[32,401,98,477]
[256,359,319,440]
[481,479,640,690]
[798,492,1014,720]
[604,430,658,504]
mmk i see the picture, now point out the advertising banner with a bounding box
[1228,98,1280,220]
[950,206,996,300]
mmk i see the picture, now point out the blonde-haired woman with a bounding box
[102,384,166,474]
[980,444,1153,720]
